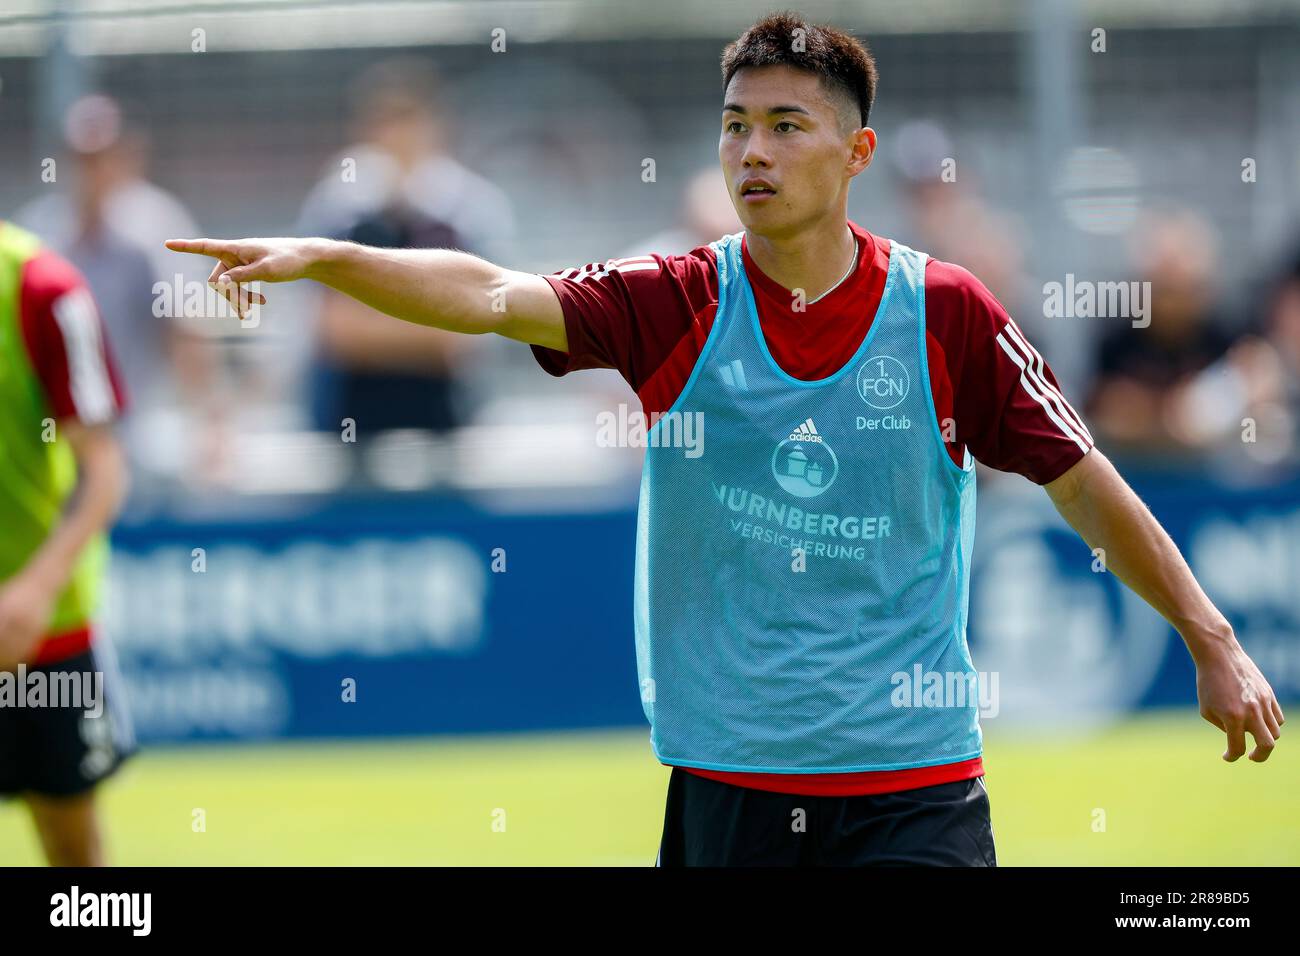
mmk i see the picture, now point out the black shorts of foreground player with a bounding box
[0,649,137,799]
[657,769,995,866]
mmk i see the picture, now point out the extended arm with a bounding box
[164,237,567,352]
[1044,448,1284,762]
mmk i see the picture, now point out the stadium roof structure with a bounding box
[0,0,1296,57]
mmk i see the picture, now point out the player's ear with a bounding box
[848,127,875,177]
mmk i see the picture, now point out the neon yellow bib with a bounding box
[0,221,107,637]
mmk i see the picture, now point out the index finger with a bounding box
[164,238,236,259]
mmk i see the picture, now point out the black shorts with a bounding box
[0,646,137,799]
[656,767,997,866]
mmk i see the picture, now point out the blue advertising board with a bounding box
[105,500,643,742]
[103,468,1300,742]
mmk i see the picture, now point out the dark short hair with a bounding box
[721,11,878,132]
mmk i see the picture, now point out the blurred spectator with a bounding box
[296,58,516,437]
[520,166,748,420]
[1253,246,1300,459]
[1169,238,1300,467]
[890,120,1035,487]
[1086,207,1235,455]
[619,166,742,258]
[890,119,1028,314]
[15,94,223,489]
[462,165,737,481]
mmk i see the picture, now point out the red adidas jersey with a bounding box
[531,219,1094,796]
[10,238,129,665]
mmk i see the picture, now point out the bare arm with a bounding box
[0,421,130,667]
[316,287,474,372]
[1044,448,1285,762]
[164,237,567,352]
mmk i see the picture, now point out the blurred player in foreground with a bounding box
[0,220,135,865]
[168,13,1284,866]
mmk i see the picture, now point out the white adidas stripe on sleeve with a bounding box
[52,286,116,425]
[567,256,661,284]
[995,326,1092,454]
[1001,319,1094,445]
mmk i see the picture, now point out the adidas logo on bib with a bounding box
[788,417,824,443]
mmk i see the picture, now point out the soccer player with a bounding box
[0,219,135,866]
[168,13,1284,866]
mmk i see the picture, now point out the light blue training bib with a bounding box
[633,231,982,773]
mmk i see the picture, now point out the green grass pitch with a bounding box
[1,708,1295,865]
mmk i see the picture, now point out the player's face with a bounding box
[719,65,871,239]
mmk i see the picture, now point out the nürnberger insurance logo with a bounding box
[857,355,909,409]
[771,418,838,498]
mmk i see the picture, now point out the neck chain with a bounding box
[806,236,859,306]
